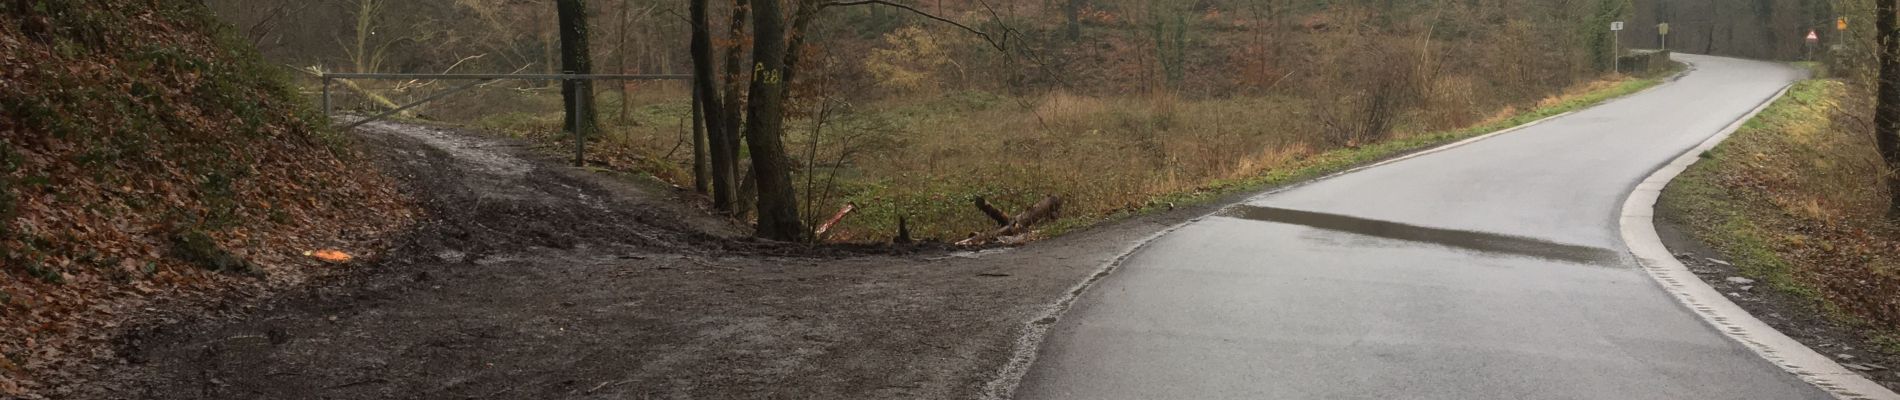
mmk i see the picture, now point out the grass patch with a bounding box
[1030,67,1681,236]
[1660,77,1900,336]
[431,64,1681,243]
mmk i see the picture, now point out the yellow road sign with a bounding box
[1658,23,1670,36]
[1839,17,1849,31]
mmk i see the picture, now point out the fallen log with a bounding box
[814,202,858,239]
[299,67,404,114]
[973,196,1012,227]
[957,195,1063,246]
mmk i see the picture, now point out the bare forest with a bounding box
[210,0,1746,242]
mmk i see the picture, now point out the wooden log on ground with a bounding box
[973,196,1012,227]
[814,202,857,239]
[957,195,1063,246]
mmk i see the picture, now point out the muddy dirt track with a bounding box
[58,121,1204,399]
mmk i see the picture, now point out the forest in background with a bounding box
[204,0,1814,242]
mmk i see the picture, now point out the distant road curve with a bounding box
[1016,54,1858,399]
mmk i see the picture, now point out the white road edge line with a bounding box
[1619,75,1900,399]
[980,70,1689,400]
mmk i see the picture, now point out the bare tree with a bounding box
[690,0,744,213]
[741,0,808,241]
[343,0,394,72]
[1879,0,1900,217]
[690,0,737,207]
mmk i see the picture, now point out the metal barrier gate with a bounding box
[320,73,691,166]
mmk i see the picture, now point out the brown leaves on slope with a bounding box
[0,1,416,396]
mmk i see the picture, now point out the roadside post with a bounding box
[1658,22,1670,51]
[1611,21,1625,73]
[1806,30,1820,61]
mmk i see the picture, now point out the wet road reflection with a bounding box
[1221,205,1623,265]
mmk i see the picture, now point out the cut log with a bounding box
[973,196,1012,227]
[814,202,857,239]
[957,195,1063,246]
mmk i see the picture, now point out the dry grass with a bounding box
[435,69,1669,243]
[1661,79,1900,339]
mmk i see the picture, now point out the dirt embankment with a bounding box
[50,121,1203,400]
[1,2,413,395]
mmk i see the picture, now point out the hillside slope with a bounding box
[0,1,414,394]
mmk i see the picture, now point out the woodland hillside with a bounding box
[0,1,413,393]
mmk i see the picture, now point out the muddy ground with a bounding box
[55,121,1212,399]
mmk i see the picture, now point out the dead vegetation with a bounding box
[0,1,415,395]
[1662,79,1900,350]
[271,0,1650,243]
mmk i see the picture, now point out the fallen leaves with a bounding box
[0,4,416,396]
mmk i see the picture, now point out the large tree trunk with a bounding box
[689,0,736,210]
[743,0,809,241]
[557,0,598,143]
[1879,0,1900,218]
[717,0,751,211]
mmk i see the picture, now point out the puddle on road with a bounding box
[1221,205,1622,265]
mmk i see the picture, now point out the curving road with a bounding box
[1016,55,1827,399]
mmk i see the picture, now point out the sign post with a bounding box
[1611,21,1624,73]
[1658,22,1670,51]
[1806,30,1821,61]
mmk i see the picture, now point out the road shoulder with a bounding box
[1625,77,1900,399]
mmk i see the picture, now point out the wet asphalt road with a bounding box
[1017,55,1826,399]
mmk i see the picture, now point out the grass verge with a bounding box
[1659,77,1900,350]
[1037,66,1683,236]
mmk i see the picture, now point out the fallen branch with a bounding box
[957,195,1062,246]
[973,196,1011,227]
[300,66,403,113]
[814,202,858,239]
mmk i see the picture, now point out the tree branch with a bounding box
[818,0,1009,51]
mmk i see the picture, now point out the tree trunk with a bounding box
[557,0,598,142]
[717,0,751,211]
[1065,0,1083,41]
[689,0,736,210]
[743,0,810,241]
[1878,0,1900,218]
[692,82,710,194]
[615,0,634,123]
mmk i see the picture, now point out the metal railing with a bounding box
[320,72,692,166]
